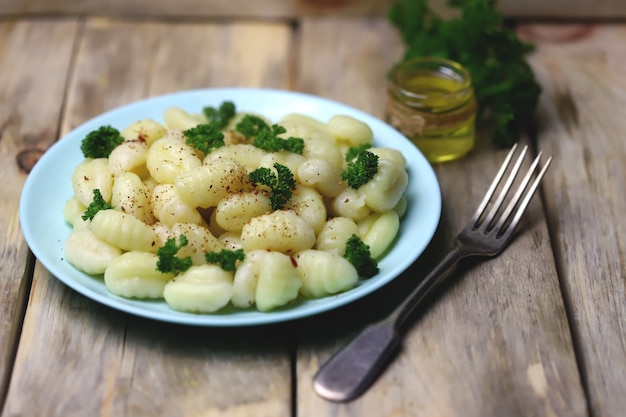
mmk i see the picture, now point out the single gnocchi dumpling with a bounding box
[215,192,272,233]
[71,158,113,207]
[111,172,156,225]
[279,119,344,169]
[297,158,345,198]
[357,210,400,259]
[63,196,87,227]
[104,251,173,299]
[205,144,266,172]
[285,185,327,234]
[151,222,173,248]
[330,187,370,221]
[240,209,316,253]
[108,140,149,179]
[90,209,159,253]
[163,265,234,313]
[315,216,359,256]
[359,158,408,212]
[120,119,167,146]
[218,231,243,251]
[327,114,373,147]
[258,151,307,181]
[170,222,223,265]
[163,107,205,131]
[151,183,204,227]
[65,228,123,275]
[175,158,251,209]
[232,250,302,311]
[294,249,358,298]
[146,135,202,184]
[279,113,328,132]
[368,147,407,168]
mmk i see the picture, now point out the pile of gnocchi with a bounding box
[63,105,409,313]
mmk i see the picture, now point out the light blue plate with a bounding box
[19,88,441,326]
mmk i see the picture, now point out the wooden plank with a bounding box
[526,23,626,417]
[0,18,79,409]
[0,0,394,18]
[294,17,588,416]
[1,0,625,19]
[3,18,294,417]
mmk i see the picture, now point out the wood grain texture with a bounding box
[0,0,625,19]
[0,0,395,18]
[3,18,294,417]
[528,24,626,417]
[0,18,79,409]
[294,17,587,417]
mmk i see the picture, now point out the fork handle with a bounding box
[393,245,469,328]
[312,320,400,402]
[313,246,469,402]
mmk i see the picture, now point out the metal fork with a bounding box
[313,144,552,402]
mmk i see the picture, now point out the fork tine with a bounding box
[493,151,543,233]
[475,145,529,229]
[497,154,552,239]
[471,143,519,224]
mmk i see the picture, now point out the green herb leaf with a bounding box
[248,163,296,210]
[203,101,236,130]
[156,235,193,275]
[205,249,245,272]
[342,150,379,189]
[253,124,304,154]
[80,126,125,158]
[184,124,225,154]
[344,234,379,278]
[345,144,372,162]
[81,189,114,221]
[235,115,270,138]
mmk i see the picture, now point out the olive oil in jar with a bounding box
[386,57,476,163]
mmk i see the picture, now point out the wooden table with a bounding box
[1,3,625,416]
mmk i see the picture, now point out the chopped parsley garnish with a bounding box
[235,115,270,138]
[253,124,304,154]
[248,163,296,210]
[345,144,373,162]
[205,249,245,272]
[156,235,193,275]
[344,235,379,278]
[235,115,304,154]
[203,101,236,130]
[183,123,225,154]
[80,125,124,158]
[342,149,379,189]
[81,189,114,221]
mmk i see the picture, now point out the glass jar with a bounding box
[385,57,476,163]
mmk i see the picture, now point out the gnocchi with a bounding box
[64,104,411,314]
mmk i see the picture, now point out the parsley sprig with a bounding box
[235,115,304,154]
[80,126,124,158]
[248,163,296,210]
[342,149,379,189]
[344,235,379,278]
[205,249,245,272]
[203,101,236,130]
[156,236,193,275]
[183,124,225,154]
[82,189,114,221]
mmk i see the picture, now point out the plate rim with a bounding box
[19,87,441,326]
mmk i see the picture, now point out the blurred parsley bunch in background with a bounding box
[388,0,541,147]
